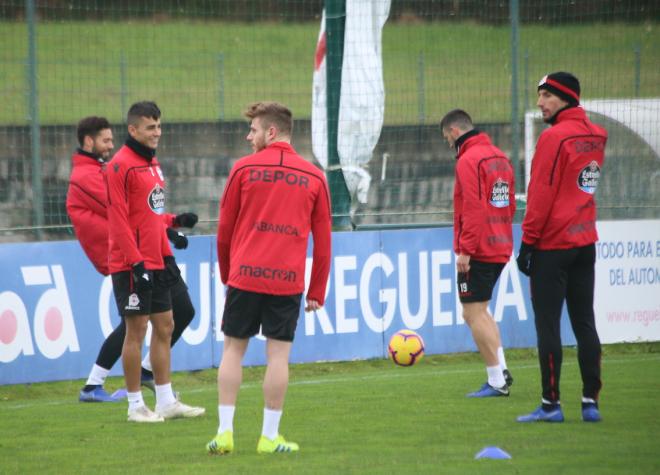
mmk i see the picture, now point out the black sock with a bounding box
[542,402,560,412]
[141,367,154,380]
[83,384,101,392]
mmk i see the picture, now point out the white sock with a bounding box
[86,364,110,386]
[582,397,596,404]
[261,408,282,440]
[141,353,152,372]
[487,365,506,388]
[497,347,508,370]
[542,398,560,406]
[155,383,176,408]
[127,391,144,411]
[218,405,235,434]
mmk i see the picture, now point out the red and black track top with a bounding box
[217,141,332,304]
[453,132,516,263]
[106,143,174,273]
[522,107,607,250]
[67,149,175,275]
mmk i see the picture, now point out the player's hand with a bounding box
[456,254,471,273]
[166,227,188,249]
[516,242,534,276]
[174,212,198,228]
[132,261,153,291]
[305,299,321,312]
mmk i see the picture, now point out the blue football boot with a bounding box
[517,405,564,422]
[79,386,122,403]
[582,404,602,422]
[467,382,510,398]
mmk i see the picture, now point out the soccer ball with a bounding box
[388,329,425,366]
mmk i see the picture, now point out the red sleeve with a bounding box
[452,171,460,254]
[106,161,143,265]
[216,169,242,284]
[455,157,485,256]
[510,165,517,219]
[160,214,176,257]
[66,186,110,275]
[306,176,332,305]
[161,213,176,228]
[522,132,561,245]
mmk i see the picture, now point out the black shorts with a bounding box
[457,260,505,303]
[221,287,303,342]
[112,269,173,316]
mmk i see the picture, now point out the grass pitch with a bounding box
[1,21,658,125]
[1,343,659,474]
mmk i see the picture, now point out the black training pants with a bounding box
[530,243,602,403]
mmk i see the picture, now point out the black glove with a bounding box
[516,242,534,276]
[174,212,198,228]
[166,227,188,250]
[132,261,153,292]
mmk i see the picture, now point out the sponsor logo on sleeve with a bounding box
[577,161,601,194]
[489,178,510,208]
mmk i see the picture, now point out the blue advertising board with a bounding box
[0,226,575,385]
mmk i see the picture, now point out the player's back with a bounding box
[220,141,330,295]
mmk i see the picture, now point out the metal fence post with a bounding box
[523,48,530,112]
[634,43,641,97]
[510,0,523,193]
[26,0,43,239]
[326,0,351,230]
[218,52,225,121]
[120,51,128,122]
[418,52,425,124]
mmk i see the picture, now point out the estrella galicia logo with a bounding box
[489,178,510,208]
[577,161,601,194]
[148,183,165,214]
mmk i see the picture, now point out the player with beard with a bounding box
[516,72,607,423]
[67,115,200,405]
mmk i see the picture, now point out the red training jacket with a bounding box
[106,145,174,273]
[522,107,607,250]
[67,149,175,275]
[217,141,332,304]
[453,132,515,263]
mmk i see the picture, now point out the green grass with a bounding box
[0,21,658,125]
[1,343,659,474]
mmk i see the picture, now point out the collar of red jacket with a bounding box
[554,105,587,124]
[72,148,104,166]
[125,136,156,162]
[456,130,490,159]
[265,141,295,154]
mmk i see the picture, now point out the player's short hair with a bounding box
[127,101,161,126]
[77,116,111,147]
[244,101,293,137]
[440,109,473,132]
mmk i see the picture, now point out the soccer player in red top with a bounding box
[207,102,332,455]
[106,102,204,422]
[517,72,607,423]
[441,109,516,398]
[66,115,199,403]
